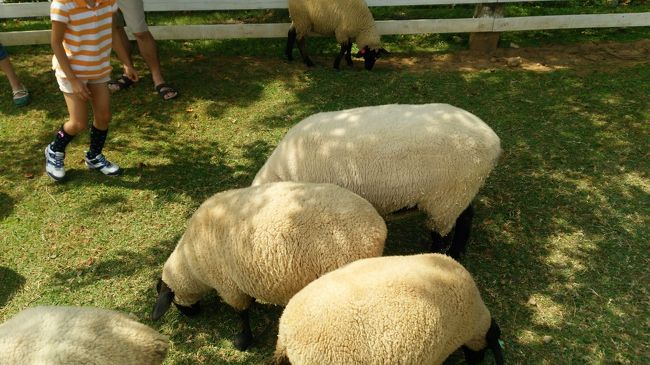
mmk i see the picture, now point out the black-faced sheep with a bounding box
[273,254,504,365]
[286,0,388,70]
[252,103,502,259]
[152,182,387,351]
[0,306,169,365]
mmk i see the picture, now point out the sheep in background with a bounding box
[273,254,504,365]
[152,182,387,351]
[0,306,168,365]
[252,103,502,259]
[286,0,388,70]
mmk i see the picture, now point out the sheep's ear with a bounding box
[152,279,174,321]
[487,319,504,365]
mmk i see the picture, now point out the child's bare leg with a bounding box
[0,57,24,91]
[88,82,111,130]
[62,92,89,135]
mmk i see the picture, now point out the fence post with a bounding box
[468,3,505,53]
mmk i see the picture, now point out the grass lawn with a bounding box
[1,15,649,365]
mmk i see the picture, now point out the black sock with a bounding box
[49,125,74,153]
[87,125,108,159]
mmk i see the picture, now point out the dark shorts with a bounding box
[0,43,8,61]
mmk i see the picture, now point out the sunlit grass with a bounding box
[1,23,649,365]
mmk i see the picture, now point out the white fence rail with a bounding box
[1,0,649,46]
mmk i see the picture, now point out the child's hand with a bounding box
[123,66,139,83]
[71,79,92,101]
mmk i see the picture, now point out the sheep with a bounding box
[273,253,504,365]
[286,0,389,70]
[152,181,387,351]
[252,103,502,259]
[0,306,168,365]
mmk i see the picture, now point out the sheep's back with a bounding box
[183,182,387,306]
[253,104,501,231]
[288,0,376,41]
[277,254,491,365]
[0,306,168,365]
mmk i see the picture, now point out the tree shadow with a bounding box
[0,267,26,308]
[0,192,15,220]
[1,41,648,364]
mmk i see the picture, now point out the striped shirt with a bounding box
[51,0,118,80]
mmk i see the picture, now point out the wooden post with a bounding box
[469,3,505,54]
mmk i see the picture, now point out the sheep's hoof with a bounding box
[234,332,253,351]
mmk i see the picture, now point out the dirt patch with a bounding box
[384,39,650,73]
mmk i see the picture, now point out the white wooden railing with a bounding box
[1,0,649,46]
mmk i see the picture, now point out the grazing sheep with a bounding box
[152,182,387,351]
[252,103,502,259]
[0,306,169,365]
[286,0,388,70]
[273,254,504,365]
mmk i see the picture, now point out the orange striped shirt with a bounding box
[51,0,118,80]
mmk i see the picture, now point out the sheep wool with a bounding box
[275,254,494,365]
[252,103,502,237]
[288,0,381,50]
[0,306,168,365]
[161,181,387,311]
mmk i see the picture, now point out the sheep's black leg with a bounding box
[345,41,353,66]
[334,43,347,69]
[296,37,315,67]
[286,27,296,61]
[430,230,452,254]
[233,307,253,351]
[447,205,475,259]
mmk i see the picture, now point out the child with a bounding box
[45,0,138,182]
[0,43,31,107]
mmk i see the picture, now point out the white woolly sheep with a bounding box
[286,0,388,70]
[152,181,387,350]
[273,253,504,365]
[252,103,502,259]
[0,306,168,365]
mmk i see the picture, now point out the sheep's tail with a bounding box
[269,340,291,365]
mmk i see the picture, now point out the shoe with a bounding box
[44,145,65,181]
[85,153,122,176]
[13,89,31,107]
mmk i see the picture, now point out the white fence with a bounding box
[1,0,649,46]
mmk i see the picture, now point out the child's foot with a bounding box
[85,153,122,176]
[13,89,31,107]
[44,145,65,182]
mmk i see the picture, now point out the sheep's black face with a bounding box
[153,278,202,320]
[464,319,504,364]
[174,302,201,317]
[355,46,389,70]
[462,346,486,364]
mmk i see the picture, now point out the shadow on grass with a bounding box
[0,192,15,220]
[2,42,648,364]
[0,267,26,308]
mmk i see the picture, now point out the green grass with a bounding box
[1,26,649,365]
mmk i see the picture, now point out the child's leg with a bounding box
[0,46,24,92]
[52,92,89,151]
[87,82,110,158]
[44,92,88,181]
[84,82,121,176]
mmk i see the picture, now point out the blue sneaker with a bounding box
[44,145,65,182]
[85,153,122,176]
